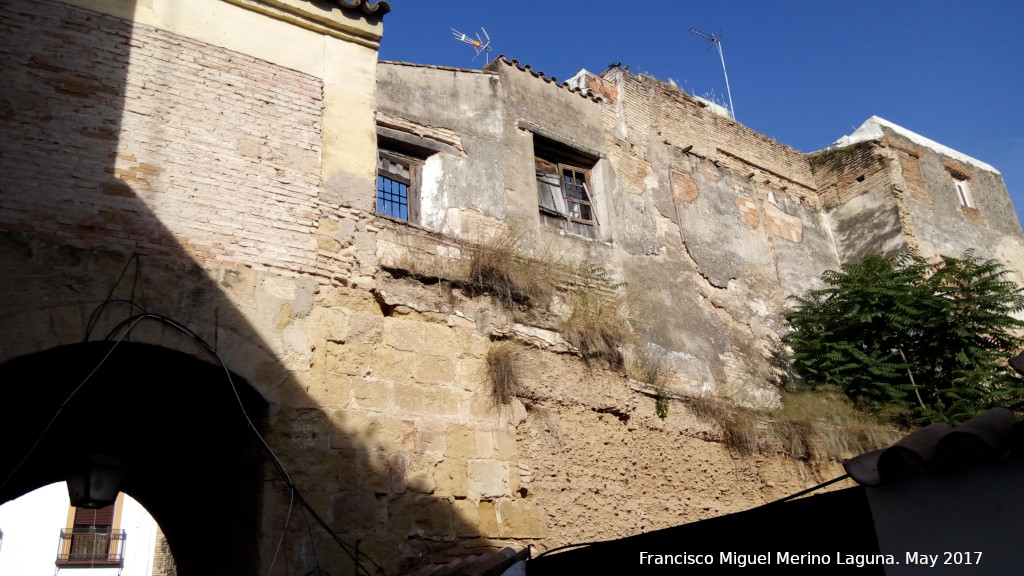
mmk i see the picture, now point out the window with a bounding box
[533,136,599,238]
[953,175,974,209]
[376,150,420,222]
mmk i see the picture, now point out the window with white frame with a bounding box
[952,173,974,209]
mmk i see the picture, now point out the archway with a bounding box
[0,342,268,576]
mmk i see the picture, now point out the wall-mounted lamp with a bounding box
[68,454,124,508]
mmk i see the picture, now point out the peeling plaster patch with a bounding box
[419,154,446,230]
[263,276,296,300]
[736,197,760,229]
[764,202,803,243]
[671,170,699,202]
[658,346,716,397]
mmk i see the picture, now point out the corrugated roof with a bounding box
[844,407,1020,486]
[490,56,602,102]
[337,0,391,16]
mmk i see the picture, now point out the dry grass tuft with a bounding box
[686,387,900,459]
[625,344,666,386]
[689,396,761,455]
[486,341,525,406]
[772,386,901,460]
[466,227,559,310]
[560,263,637,364]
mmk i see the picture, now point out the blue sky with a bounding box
[377,1,1024,227]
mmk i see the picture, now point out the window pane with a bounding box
[377,175,409,220]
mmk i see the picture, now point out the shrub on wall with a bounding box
[783,251,1024,425]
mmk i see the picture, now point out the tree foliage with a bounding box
[783,252,1024,424]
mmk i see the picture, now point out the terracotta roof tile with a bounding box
[491,55,602,102]
[337,0,391,16]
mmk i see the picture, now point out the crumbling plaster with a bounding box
[5,1,1024,573]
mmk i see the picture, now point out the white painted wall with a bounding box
[0,483,157,576]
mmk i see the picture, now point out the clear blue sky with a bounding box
[377,1,1024,227]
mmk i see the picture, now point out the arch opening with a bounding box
[0,342,268,576]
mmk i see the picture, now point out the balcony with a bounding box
[55,529,126,568]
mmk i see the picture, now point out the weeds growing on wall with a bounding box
[466,225,560,310]
[486,340,525,406]
[686,388,900,460]
[625,344,665,387]
[772,386,902,460]
[560,263,636,365]
[689,396,760,455]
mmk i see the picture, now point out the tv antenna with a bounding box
[689,28,736,121]
[451,27,493,64]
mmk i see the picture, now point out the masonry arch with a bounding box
[0,342,269,576]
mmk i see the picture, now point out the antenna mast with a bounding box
[689,28,735,121]
[451,27,493,65]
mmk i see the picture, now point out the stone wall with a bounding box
[4,2,1022,575]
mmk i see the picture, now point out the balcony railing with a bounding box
[55,529,126,567]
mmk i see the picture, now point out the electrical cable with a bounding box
[5,307,385,576]
[303,505,323,576]
[268,485,295,576]
[83,254,143,342]
[0,315,148,496]
[101,312,385,576]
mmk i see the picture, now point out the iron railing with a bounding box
[55,529,126,567]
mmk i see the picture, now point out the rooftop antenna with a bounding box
[689,28,736,122]
[451,27,493,64]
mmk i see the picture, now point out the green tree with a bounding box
[783,252,1024,424]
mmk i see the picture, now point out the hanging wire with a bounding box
[5,256,386,576]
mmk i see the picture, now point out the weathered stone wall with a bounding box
[881,128,1024,279]
[5,2,1021,575]
[810,141,912,262]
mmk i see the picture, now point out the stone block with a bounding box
[332,491,385,533]
[493,428,518,460]
[446,424,477,459]
[348,311,386,345]
[324,341,372,376]
[475,430,494,458]
[372,347,415,381]
[433,458,467,498]
[496,499,547,538]
[406,455,439,494]
[350,378,388,411]
[318,286,382,315]
[467,459,509,500]
[412,496,454,538]
[452,499,481,538]
[387,492,417,536]
[312,306,349,344]
[388,453,408,494]
[329,410,380,450]
[416,354,455,384]
[380,418,417,452]
[338,450,358,491]
[422,322,459,356]
[417,420,447,455]
[358,449,392,494]
[303,374,351,409]
[385,318,423,352]
[478,500,500,538]
[455,359,487,392]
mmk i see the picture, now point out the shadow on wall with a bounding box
[0,1,471,574]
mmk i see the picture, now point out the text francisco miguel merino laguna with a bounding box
[640,551,906,568]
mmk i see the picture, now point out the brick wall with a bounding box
[612,72,818,203]
[0,0,324,276]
